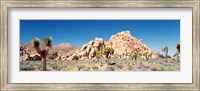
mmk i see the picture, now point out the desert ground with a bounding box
[20,56,180,71]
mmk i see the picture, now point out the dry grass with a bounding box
[20,56,180,71]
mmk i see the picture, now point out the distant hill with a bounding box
[20,43,77,57]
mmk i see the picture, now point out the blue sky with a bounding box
[20,20,180,56]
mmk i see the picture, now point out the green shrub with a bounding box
[103,47,114,58]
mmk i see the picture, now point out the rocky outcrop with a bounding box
[70,31,156,60]
[106,31,155,55]
[77,37,105,59]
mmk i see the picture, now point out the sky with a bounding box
[20,20,180,56]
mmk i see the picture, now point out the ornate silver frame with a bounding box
[0,0,199,90]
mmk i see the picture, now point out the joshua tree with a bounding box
[176,43,180,54]
[173,43,180,61]
[104,47,114,59]
[30,37,52,71]
[162,46,168,58]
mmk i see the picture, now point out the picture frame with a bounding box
[0,0,199,90]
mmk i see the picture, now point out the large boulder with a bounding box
[89,47,96,58]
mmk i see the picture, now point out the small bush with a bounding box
[72,55,79,60]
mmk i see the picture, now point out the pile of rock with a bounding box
[68,31,157,60]
[76,37,105,59]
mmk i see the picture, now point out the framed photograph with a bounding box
[1,0,199,90]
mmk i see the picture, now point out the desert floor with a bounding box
[20,56,180,71]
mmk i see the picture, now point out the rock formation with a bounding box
[72,31,156,60]
[76,37,105,59]
[106,31,154,55]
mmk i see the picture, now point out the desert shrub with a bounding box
[49,52,58,59]
[104,47,114,59]
[33,55,41,61]
[72,55,79,60]
[96,50,104,59]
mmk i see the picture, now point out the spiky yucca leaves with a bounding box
[30,38,40,48]
[44,37,52,47]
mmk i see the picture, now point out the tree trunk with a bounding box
[105,54,108,59]
[42,57,46,71]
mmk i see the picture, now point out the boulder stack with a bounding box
[78,37,105,58]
